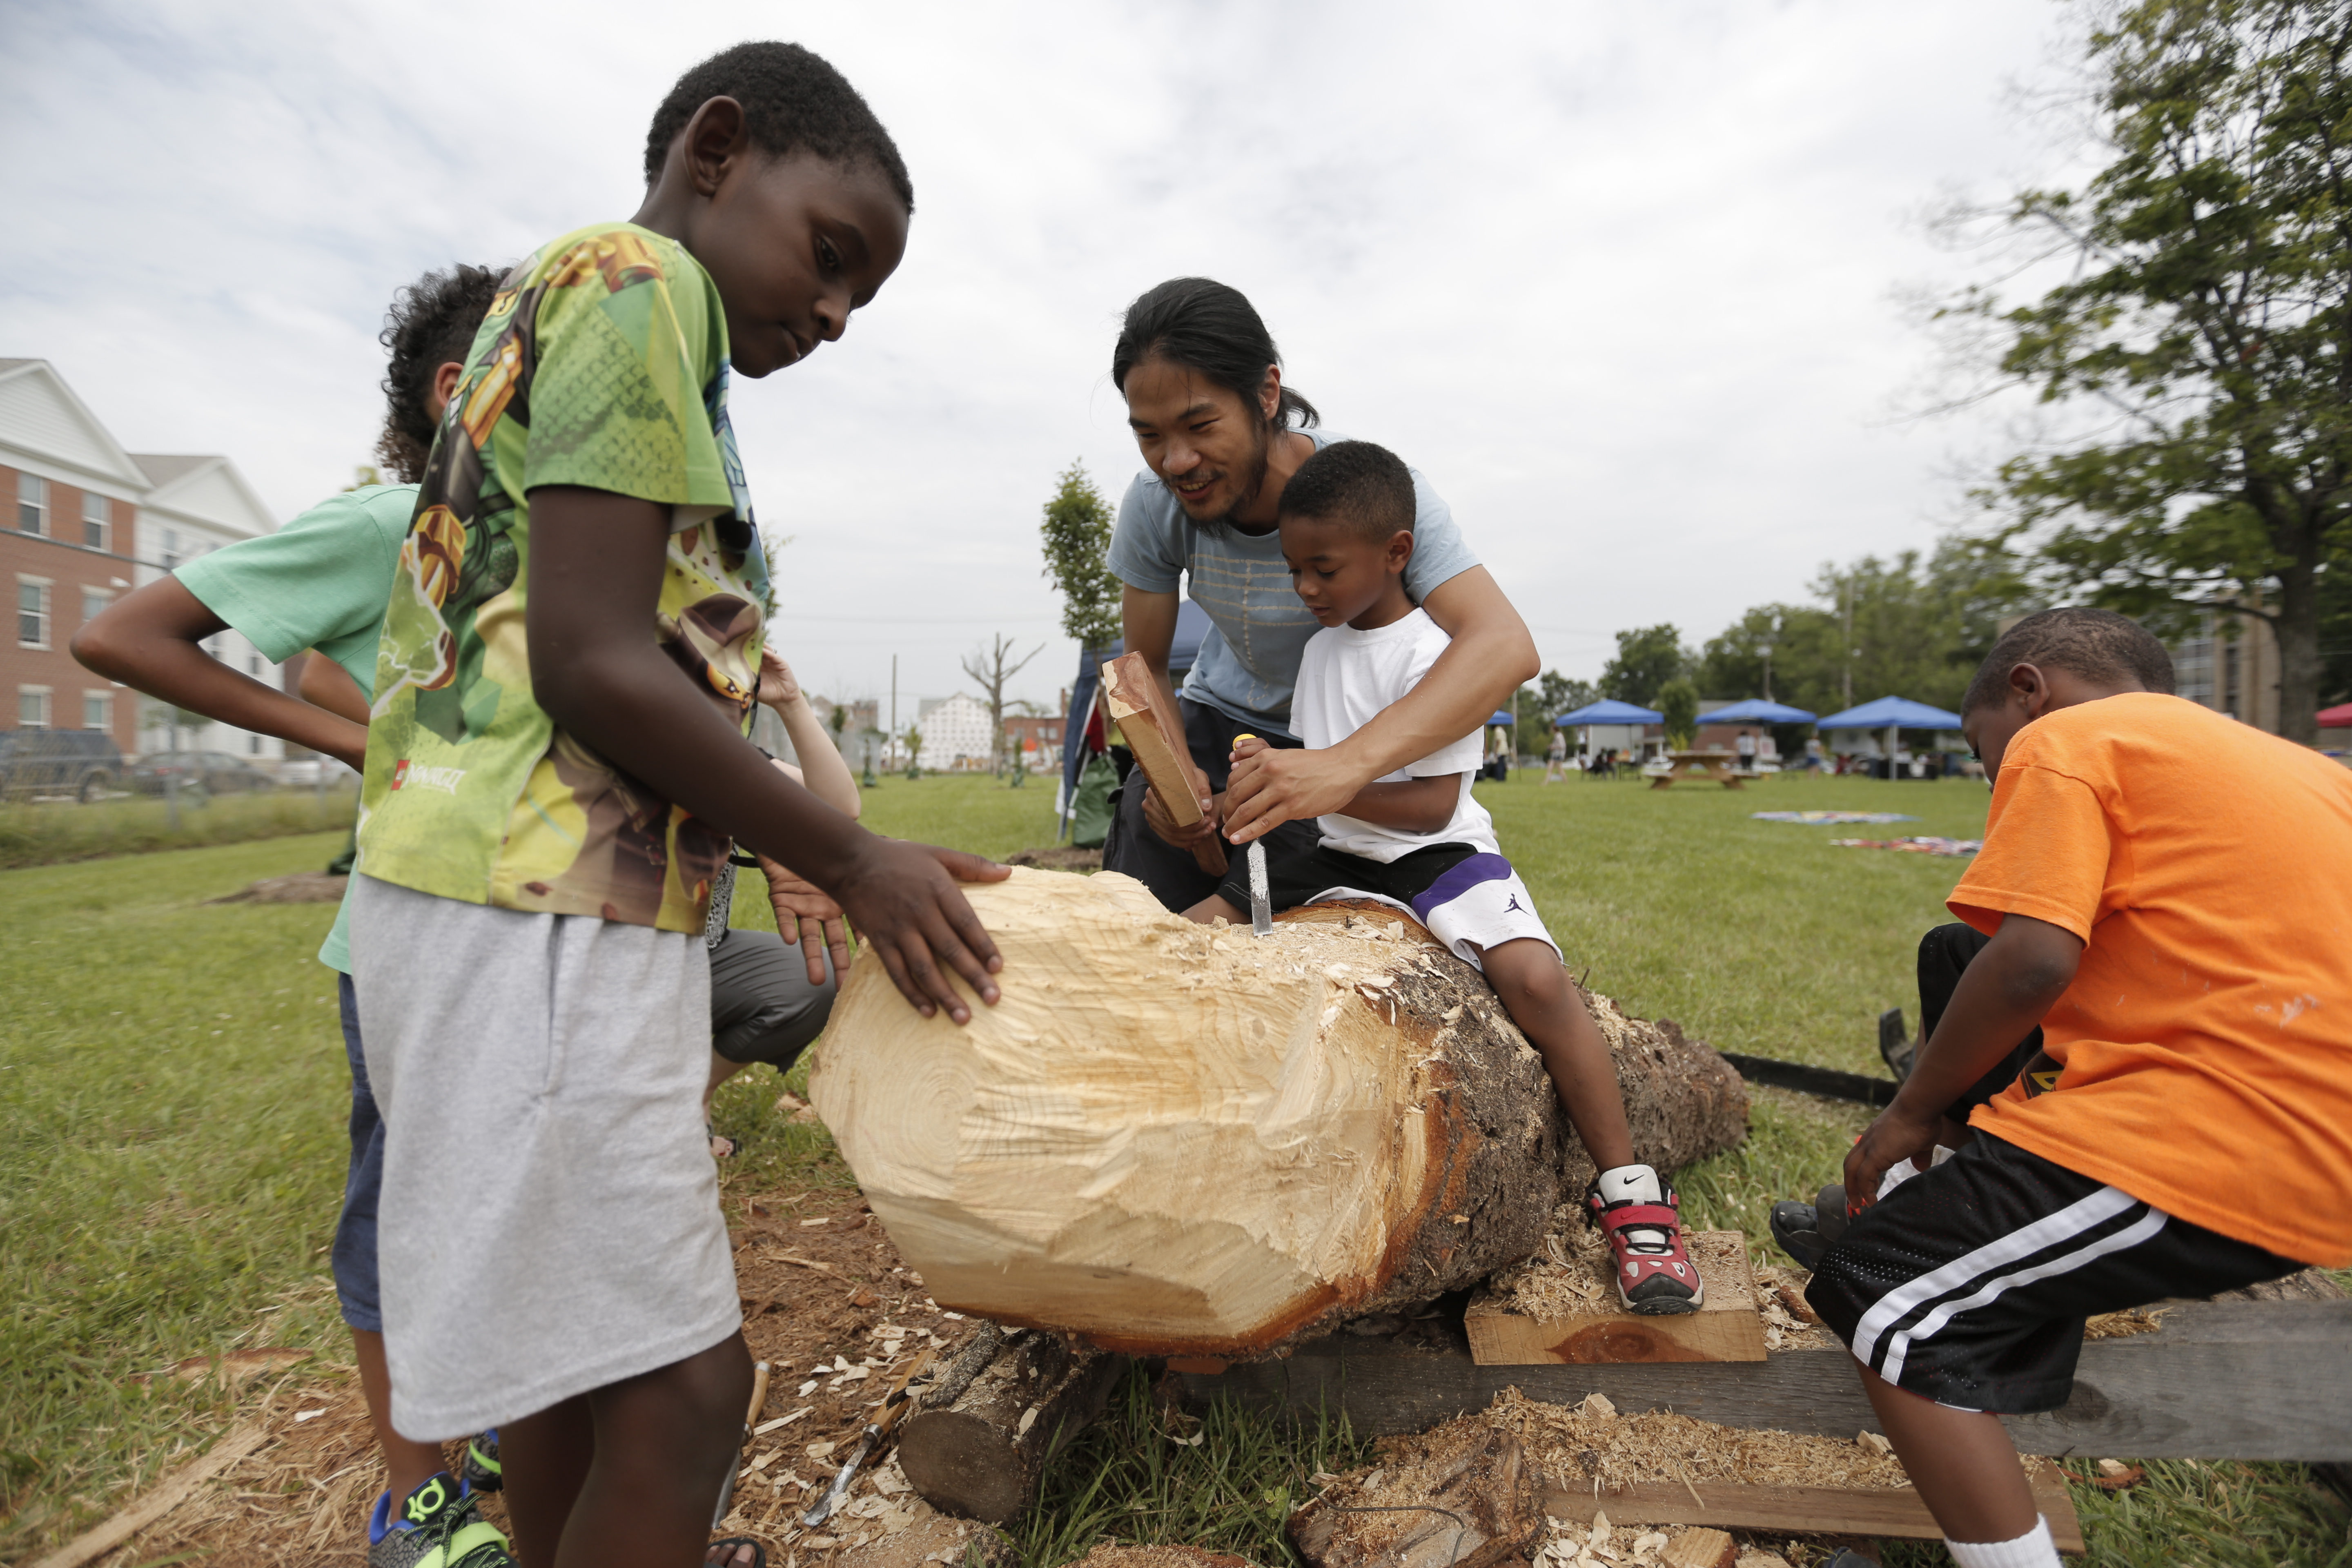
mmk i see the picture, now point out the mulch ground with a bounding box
[121,1187,991,1568]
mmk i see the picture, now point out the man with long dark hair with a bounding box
[1103,277,1541,909]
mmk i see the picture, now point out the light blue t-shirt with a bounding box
[1106,430,1479,736]
[175,483,417,974]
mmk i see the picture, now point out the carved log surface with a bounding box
[810,870,1748,1359]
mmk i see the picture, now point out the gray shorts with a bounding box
[349,875,740,1440]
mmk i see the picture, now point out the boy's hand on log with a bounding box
[1842,1098,1944,1215]
[758,855,852,986]
[835,840,1009,1024]
[1224,745,1364,844]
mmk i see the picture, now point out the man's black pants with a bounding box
[1101,697,1321,913]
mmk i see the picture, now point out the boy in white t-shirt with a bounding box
[1182,441,1701,1314]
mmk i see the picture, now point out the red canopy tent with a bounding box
[2318,702,2352,728]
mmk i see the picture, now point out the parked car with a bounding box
[0,728,125,802]
[126,749,280,798]
[276,756,358,788]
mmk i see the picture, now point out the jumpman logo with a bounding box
[1503,893,1526,914]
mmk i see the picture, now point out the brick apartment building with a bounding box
[2,359,278,762]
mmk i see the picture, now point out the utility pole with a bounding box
[1762,613,1779,704]
[890,655,898,771]
[1840,579,1854,709]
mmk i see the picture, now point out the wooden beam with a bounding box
[1541,1459,2084,1551]
[1177,1298,2352,1459]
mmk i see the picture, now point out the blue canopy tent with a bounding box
[1695,698,1817,726]
[1814,695,1965,779]
[1553,699,1665,726]
[1058,599,1212,838]
[1553,699,1665,771]
[1813,695,1963,731]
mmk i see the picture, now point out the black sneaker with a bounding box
[1768,1182,1850,1270]
[367,1473,513,1568]
[1879,1008,1916,1081]
[459,1429,502,1493]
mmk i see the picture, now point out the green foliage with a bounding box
[0,786,358,870]
[1697,540,2039,718]
[1598,624,1690,706]
[1039,460,1122,652]
[1515,669,1598,738]
[1950,0,2352,741]
[1657,676,1700,746]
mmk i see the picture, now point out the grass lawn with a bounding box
[5,772,2347,1566]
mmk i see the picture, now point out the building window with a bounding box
[163,528,181,569]
[83,690,112,731]
[2174,635,2215,706]
[248,733,262,755]
[247,653,263,677]
[19,687,51,728]
[18,579,52,648]
[17,472,46,536]
[82,492,109,551]
[82,586,111,626]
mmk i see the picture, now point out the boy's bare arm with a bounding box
[1230,734,1461,835]
[1845,912,2083,1207]
[74,578,372,770]
[1329,773,1464,833]
[526,486,1006,1022]
[1224,567,1537,843]
[299,654,372,725]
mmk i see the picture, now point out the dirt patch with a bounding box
[125,1189,989,1566]
[206,872,349,904]
[1061,1546,1257,1568]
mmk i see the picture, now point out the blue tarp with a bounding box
[1554,699,1664,726]
[1059,599,1213,834]
[1814,695,1964,731]
[1696,698,1817,726]
[1488,710,1515,724]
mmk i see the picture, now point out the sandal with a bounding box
[705,1538,766,1568]
[708,1123,739,1160]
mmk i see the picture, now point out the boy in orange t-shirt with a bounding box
[1803,608,2352,1568]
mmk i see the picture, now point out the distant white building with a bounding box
[916,693,995,769]
[2,359,282,761]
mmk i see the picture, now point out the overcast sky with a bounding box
[1,0,2083,715]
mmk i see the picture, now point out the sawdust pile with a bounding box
[1466,1388,1914,1494]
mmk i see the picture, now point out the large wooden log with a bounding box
[809,869,1748,1359]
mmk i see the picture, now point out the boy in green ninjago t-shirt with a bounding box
[349,44,1007,1568]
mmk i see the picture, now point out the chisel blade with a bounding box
[1247,839,1273,937]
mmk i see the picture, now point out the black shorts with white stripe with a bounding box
[1804,1133,2301,1413]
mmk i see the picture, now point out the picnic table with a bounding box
[1650,749,1748,789]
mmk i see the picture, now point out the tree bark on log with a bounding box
[896,1328,1126,1523]
[810,869,1747,1360]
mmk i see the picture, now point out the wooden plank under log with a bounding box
[1176,1288,2352,1459]
[1463,1231,1766,1366]
[1099,650,1225,877]
[1541,1459,2085,1550]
